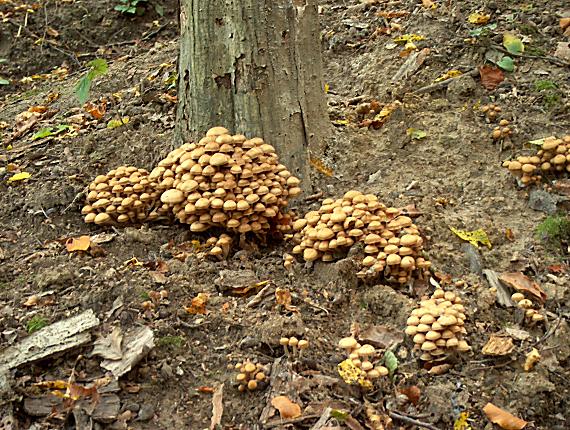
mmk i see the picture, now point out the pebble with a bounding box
[137,404,155,422]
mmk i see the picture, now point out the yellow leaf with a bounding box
[7,172,31,183]
[337,359,372,390]
[332,119,349,126]
[394,34,425,43]
[324,83,330,93]
[66,235,91,252]
[106,117,130,129]
[184,293,209,314]
[310,157,334,177]
[468,12,491,24]
[434,70,463,82]
[454,411,472,430]
[450,227,492,249]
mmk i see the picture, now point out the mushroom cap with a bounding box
[511,292,524,302]
[361,361,373,371]
[357,344,375,357]
[406,315,420,326]
[421,341,437,351]
[288,337,299,347]
[94,213,111,225]
[317,228,334,241]
[437,314,458,326]
[161,189,185,204]
[210,153,230,166]
[338,337,358,350]
[425,330,441,341]
[298,339,309,350]
[303,248,319,262]
[386,254,402,266]
[279,337,290,346]
[206,126,229,137]
[456,340,471,352]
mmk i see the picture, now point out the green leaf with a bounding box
[468,23,497,37]
[330,410,348,421]
[407,128,427,140]
[497,56,514,72]
[0,78,9,85]
[76,76,92,104]
[529,138,546,146]
[87,58,108,76]
[153,2,164,16]
[32,127,56,140]
[503,33,524,55]
[383,350,398,375]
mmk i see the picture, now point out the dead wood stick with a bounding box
[413,69,479,94]
[490,44,569,67]
[264,414,321,428]
[389,411,441,430]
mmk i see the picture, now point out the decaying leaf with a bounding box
[428,363,451,375]
[434,70,463,82]
[421,0,436,9]
[107,117,130,129]
[65,235,91,252]
[468,12,491,24]
[185,293,209,314]
[450,226,492,249]
[554,42,570,62]
[358,325,403,349]
[406,128,427,140]
[23,295,39,307]
[85,100,107,119]
[503,33,524,55]
[7,172,31,183]
[399,385,420,405]
[271,396,302,419]
[482,335,514,356]
[479,65,504,90]
[210,383,224,430]
[91,326,123,360]
[454,411,472,430]
[337,359,372,389]
[523,348,540,372]
[383,350,398,375]
[483,403,527,430]
[310,157,334,177]
[498,272,546,303]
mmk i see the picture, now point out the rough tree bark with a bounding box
[176,0,330,190]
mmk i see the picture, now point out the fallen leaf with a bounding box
[28,105,48,113]
[275,287,298,312]
[383,350,398,375]
[554,42,570,62]
[421,0,435,9]
[479,65,504,90]
[468,12,491,24]
[523,348,540,372]
[497,56,515,72]
[561,17,570,31]
[406,128,427,140]
[149,271,167,284]
[91,326,123,360]
[23,295,39,307]
[66,235,91,252]
[505,228,515,241]
[107,117,130,129]
[210,383,224,430]
[7,172,32,183]
[450,226,492,249]
[399,385,420,405]
[498,272,546,303]
[271,396,302,419]
[85,100,107,119]
[547,264,567,273]
[185,293,209,314]
[394,34,425,43]
[428,363,451,375]
[454,412,472,430]
[310,157,334,177]
[358,325,404,349]
[503,33,524,55]
[434,69,463,82]
[12,111,41,140]
[483,403,527,429]
[198,386,215,394]
[482,335,514,356]
[377,11,409,18]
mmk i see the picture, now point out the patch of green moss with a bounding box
[26,315,48,334]
[536,214,570,250]
[157,335,184,349]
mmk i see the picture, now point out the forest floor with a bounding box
[0,0,569,429]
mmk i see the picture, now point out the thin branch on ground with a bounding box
[413,69,479,94]
[389,410,442,430]
[491,44,570,67]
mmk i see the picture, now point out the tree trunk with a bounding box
[176,0,329,191]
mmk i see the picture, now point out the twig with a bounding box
[106,24,169,47]
[413,69,479,94]
[62,186,88,215]
[491,44,570,67]
[264,414,321,428]
[530,315,561,349]
[389,411,442,430]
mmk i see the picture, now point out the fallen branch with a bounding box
[391,48,431,83]
[389,411,442,430]
[491,44,569,67]
[413,69,479,94]
[265,413,321,428]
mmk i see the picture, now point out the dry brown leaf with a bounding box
[399,385,421,405]
[275,288,292,306]
[209,383,224,430]
[358,325,403,349]
[23,294,39,307]
[428,363,451,375]
[421,0,434,8]
[271,396,302,419]
[554,42,570,61]
[560,17,570,30]
[149,271,167,284]
[479,65,504,90]
[65,235,91,252]
[499,272,547,303]
[85,100,107,120]
[523,348,540,372]
[185,293,209,314]
[483,403,527,429]
[482,335,514,356]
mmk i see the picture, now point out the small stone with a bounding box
[136,404,155,422]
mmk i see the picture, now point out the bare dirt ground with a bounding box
[0,0,569,429]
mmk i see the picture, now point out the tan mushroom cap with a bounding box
[94,213,111,225]
[421,341,437,351]
[357,344,375,357]
[338,337,358,351]
[161,189,185,204]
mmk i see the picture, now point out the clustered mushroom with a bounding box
[511,292,545,323]
[149,126,300,235]
[480,103,502,122]
[491,119,513,140]
[232,360,270,392]
[82,166,160,225]
[406,289,471,362]
[203,234,233,259]
[291,190,431,284]
[502,135,570,186]
[338,337,389,381]
[279,336,309,359]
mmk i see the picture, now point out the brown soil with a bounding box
[0,0,569,429]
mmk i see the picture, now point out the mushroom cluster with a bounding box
[405,289,471,362]
[233,360,269,392]
[491,119,513,141]
[480,103,502,122]
[149,126,301,235]
[203,234,233,259]
[279,337,309,359]
[338,337,389,381]
[502,135,570,186]
[291,190,431,284]
[82,166,159,225]
[511,292,545,323]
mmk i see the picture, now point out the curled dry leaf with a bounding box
[479,65,504,90]
[483,403,527,430]
[185,293,209,314]
[499,272,546,304]
[66,235,91,252]
[523,348,540,372]
[399,385,421,405]
[482,335,514,356]
[271,396,302,419]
